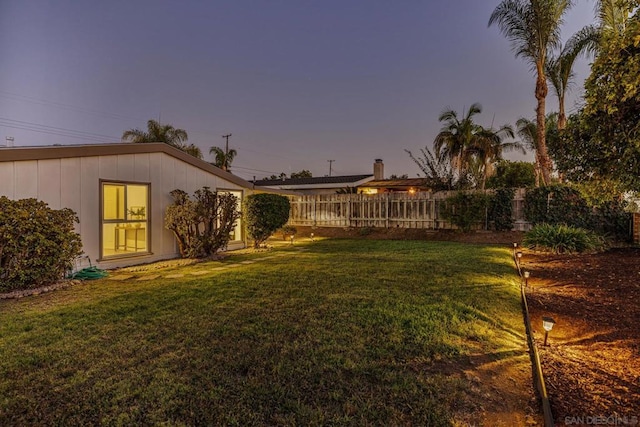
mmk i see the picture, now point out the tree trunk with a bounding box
[535,66,551,186]
[558,94,567,130]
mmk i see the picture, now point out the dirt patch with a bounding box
[523,248,640,425]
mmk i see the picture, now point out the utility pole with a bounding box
[327,159,335,177]
[222,133,232,171]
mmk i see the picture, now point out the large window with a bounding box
[101,182,149,258]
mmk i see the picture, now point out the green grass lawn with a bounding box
[0,240,525,426]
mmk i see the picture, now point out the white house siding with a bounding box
[0,149,247,269]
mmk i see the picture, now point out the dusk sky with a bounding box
[1,0,597,181]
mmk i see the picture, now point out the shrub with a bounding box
[524,184,632,241]
[165,187,240,258]
[488,188,515,231]
[524,224,605,254]
[245,194,291,248]
[524,185,591,228]
[440,192,490,232]
[0,197,83,292]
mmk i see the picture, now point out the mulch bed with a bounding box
[523,248,640,425]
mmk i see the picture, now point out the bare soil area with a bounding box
[523,248,640,426]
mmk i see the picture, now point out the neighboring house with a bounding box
[253,159,385,194]
[0,143,278,269]
[358,178,430,194]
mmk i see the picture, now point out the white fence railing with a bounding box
[288,189,530,231]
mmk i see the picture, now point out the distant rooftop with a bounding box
[253,174,373,187]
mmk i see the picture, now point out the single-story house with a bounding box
[0,142,280,269]
[252,159,385,194]
[357,178,430,194]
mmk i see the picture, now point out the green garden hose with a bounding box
[70,266,109,280]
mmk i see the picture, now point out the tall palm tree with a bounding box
[209,146,237,171]
[546,26,599,129]
[489,0,573,186]
[516,113,558,186]
[122,119,189,147]
[433,103,484,179]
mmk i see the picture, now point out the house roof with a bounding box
[360,178,429,189]
[254,174,372,186]
[253,174,375,191]
[0,142,295,194]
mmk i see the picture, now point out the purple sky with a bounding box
[0,0,597,180]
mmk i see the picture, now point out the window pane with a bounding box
[103,185,125,220]
[127,185,148,220]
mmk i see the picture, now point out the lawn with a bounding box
[0,240,528,426]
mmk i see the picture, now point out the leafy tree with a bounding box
[389,174,409,179]
[165,187,240,258]
[486,160,536,188]
[245,194,291,248]
[405,147,457,191]
[490,0,573,185]
[209,146,237,172]
[579,11,640,190]
[290,170,312,179]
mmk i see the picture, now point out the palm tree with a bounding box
[546,26,599,129]
[122,119,189,147]
[209,146,237,171]
[595,0,637,41]
[489,0,573,186]
[433,103,484,179]
[516,113,558,186]
[181,144,203,160]
[469,124,523,189]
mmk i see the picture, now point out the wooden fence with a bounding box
[288,189,530,231]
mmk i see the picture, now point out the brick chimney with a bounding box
[374,159,384,180]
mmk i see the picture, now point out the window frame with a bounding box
[99,179,152,260]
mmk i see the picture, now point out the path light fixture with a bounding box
[516,251,523,264]
[310,232,314,241]
[513,242,518,256]
[542,317,556,346]
[289,235,295,245]
[523,271,530,287]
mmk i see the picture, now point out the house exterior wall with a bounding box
[0,151,247,269]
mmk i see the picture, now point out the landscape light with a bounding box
[513,242,518,248]
[542,316,556,346]
[290,235,295,245]
[310,232,314,241]
[523,270,530,287]
[516,251,523,261]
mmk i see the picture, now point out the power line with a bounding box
[0,117,121,143]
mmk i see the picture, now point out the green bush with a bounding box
[0,197,83,292]
[488,188,515,231]
[524,224,605,254]
[245,193,291,248]
[524,184,632,241]
[280,225,297,240]
[165,187,240,258]
[524,185,591,228]
[440,192,490,232]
